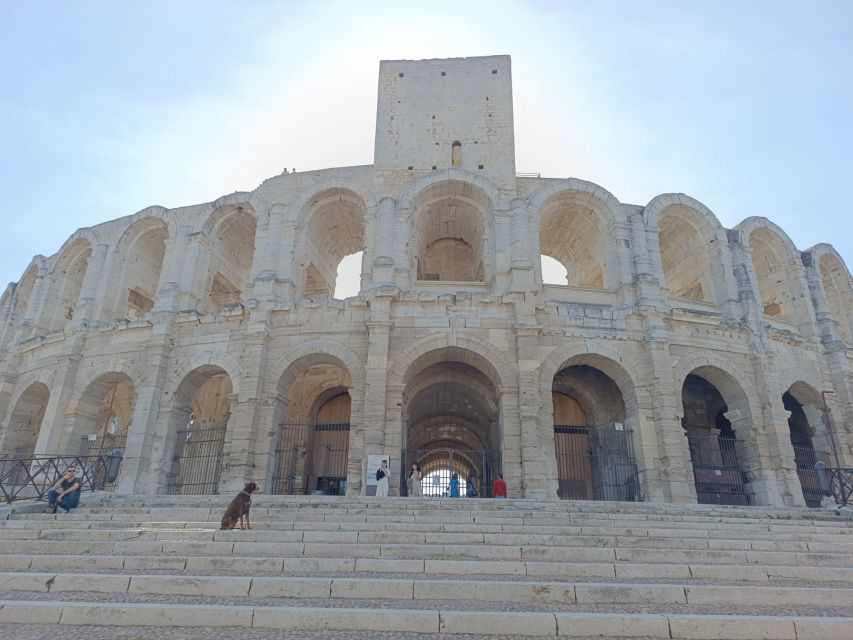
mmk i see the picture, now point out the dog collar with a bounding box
[240,490,252,497]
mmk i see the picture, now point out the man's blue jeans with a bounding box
[47,489,80,513]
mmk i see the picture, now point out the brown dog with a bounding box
[220,482,259,530]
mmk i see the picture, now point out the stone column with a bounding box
[510,198,532,270]
[219,315,271,493]
[630,213,665,310]
[515,327,548,498]
[116,325,174,494]
[641,335,696,503]
[393,207,412,290]
[803,254,853,465]
[273,221,299,304]
[33,343,84,454]
[175,232,211,312]
[371,198,396,286]
[746,352,806,507]
[69,243,108,330]
[364,294,394,493]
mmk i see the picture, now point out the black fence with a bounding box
[554,425,642,502]
[0,452,121,504]
[827,467,853,507]
[272,422,350,496]
[792,445,831,508]
[166,423,227,495]
[400,448,502,498]
[687,435,750,506]
[80,433,127,492]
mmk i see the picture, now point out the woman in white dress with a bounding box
[376,460,390,497]
[407,463,423,497]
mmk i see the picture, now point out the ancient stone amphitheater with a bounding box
[0,55,851,638]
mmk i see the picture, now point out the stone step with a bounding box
[2,526,852,554]
[4,571,853,608]
[94,495,847,517]
[27,504,853,526]
[2,552,851,584]
[0,599,851,638]
[2,537,852,567]
[5,518,852,544]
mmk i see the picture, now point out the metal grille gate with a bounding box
[400,449,502,498]
[272,422,350,495]
[792,445,831,508]
[79,433,127,492]
[554,425,642,501]
[166,423,227,495]
[687,435,750,506]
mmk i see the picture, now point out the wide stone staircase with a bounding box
[1,495,852,638]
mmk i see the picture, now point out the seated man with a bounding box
[46,467,81,514]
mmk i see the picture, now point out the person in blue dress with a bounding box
[449,473,460,498]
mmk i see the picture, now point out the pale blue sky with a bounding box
[1,1,851,290]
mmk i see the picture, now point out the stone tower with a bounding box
[373,55,516,189]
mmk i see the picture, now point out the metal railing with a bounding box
[166,423,227,495]
[686,435,751,506]
[272,422,350,496]
[828,468,853,507]
[0,452,122,504]
[792,445,831,508]
[554,425,642,502]
[815,463,853,507]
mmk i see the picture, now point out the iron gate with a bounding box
[272,422,350,495]
[792,445,831,508]
[79,433,127,491]
[400,448,502,498]
[687,435,750,505]
[166,422,227,495]
[554,424,642,501]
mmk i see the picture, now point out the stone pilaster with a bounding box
[365,294,394,494]
[515,326,547,498]
[70,243,108,330]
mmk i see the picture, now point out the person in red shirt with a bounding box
[493,473,507,499]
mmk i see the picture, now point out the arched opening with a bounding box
[273,357,353,496]
[451,141,463,167]
[414,181,489,283]
[658,205,717,302]
[166,366,232,494]
[205,206,256,313]
[783,384,831,508]
[401,347,502,498]
[333,251,364,299]
[681,371,755,505]
[47,239,91,331]
[551,365,640,501]
[71,373,136,456]
[11,265,38,327]
[298,189,366,299]
[538,192,610,289]
[540,255,569,285]
[818,253,853,343]
[748,228,805,325]
[3,382,50,456]
[117,220,168,320]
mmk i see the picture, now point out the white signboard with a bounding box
[614,422,624,431]
[366,454,391,496]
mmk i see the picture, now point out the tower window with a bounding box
[451,141,462,167]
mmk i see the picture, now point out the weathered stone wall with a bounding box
[0,56,851,506]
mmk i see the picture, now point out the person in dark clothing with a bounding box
[46,467,81,514]
[466,474,477,498]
